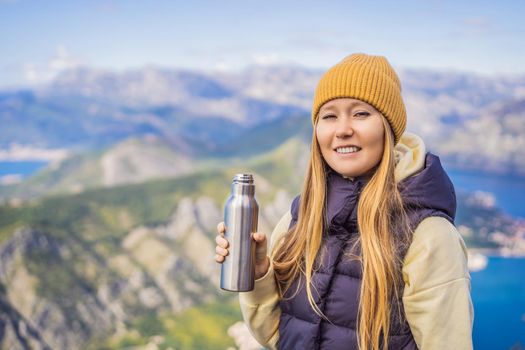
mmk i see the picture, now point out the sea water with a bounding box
[471,257,525,349]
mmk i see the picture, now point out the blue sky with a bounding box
[1,0,524,88]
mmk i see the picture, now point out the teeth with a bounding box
[336,146,360,154]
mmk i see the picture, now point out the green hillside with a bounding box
[0,169,242,348]
[0,136,309,349]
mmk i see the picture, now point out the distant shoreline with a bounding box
[468,248,525,258]
[445,166,525,181]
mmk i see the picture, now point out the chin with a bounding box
[335,169,359,177]
[334,165,373,178]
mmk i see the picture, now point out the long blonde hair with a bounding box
[272,116,412,350]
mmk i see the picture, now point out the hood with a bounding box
[319,132,456,227]
[395,132,456,223]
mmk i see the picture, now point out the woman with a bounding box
[215,53,474,350]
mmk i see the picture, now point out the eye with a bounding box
[321,114,336,120]
[354,111,370,117]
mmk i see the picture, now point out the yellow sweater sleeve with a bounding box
[238,210,292,350]
[402,216,475,349]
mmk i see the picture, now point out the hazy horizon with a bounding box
[2,0,524,89]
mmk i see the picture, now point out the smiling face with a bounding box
[315,98,385,179]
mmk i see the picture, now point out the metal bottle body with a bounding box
[220,174,258,292]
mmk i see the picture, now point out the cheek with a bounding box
[361,121,385,157]
[315,125,330,148]
[368,117,385,143]
[368,130,385,161]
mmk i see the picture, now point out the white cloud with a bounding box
[0,143,69,162]
[212,62,235,72]
[249,52,286,66]
[0,174,23,185]
[23,45,84,85]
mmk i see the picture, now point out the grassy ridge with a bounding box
[0,135,308,240]
[0,169,236,243]
[0,168,240,347]
[0,159,293,348]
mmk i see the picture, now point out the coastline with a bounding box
[467,249,525,272]
[468,248,525,258]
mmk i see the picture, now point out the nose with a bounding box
[335,118,354,139]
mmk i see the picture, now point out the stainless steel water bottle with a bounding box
[220,173,259,292]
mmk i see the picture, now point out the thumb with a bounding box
[252,232,267,263]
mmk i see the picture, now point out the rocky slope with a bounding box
[0,156,296,349]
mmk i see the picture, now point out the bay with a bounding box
[446,168,525,219]
[0,161,48,177]
[471,257,525,350]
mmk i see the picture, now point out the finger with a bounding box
[217,222,226,234]
[215,254,224,263]
[215,235,229,249]
[216,246,229,257]
[253,232,267,262]
[252,232,267,243]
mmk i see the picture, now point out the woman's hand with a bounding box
[215,222,270,280]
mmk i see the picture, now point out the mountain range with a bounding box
[0,63,524,349]
[1,64,524,178]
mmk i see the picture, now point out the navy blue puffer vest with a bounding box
[278,153,456,350]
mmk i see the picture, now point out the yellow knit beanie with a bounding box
[311,53,407,144]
